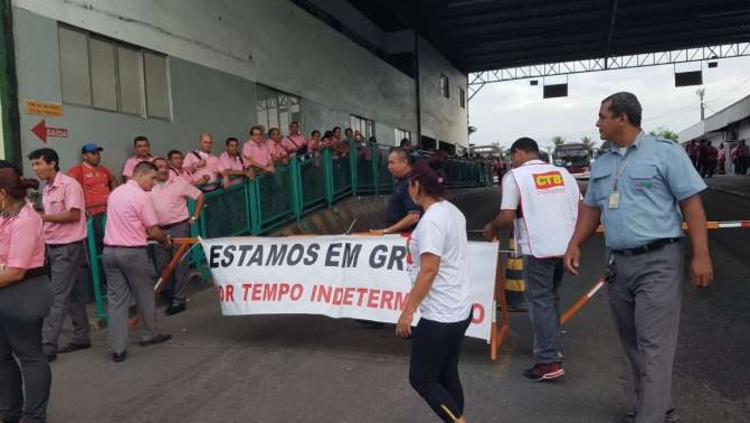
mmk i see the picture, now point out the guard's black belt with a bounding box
[611,238,680,256]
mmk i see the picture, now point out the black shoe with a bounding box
[139,334,172,347]
[353,319,385,329]
[112,351,127,363]
[45,353,57,363]
[58,342,91,354]
[164,303,186,316]
[623,408,680,423]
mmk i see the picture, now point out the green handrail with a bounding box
[84,144,495,317]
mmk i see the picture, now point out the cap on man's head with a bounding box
[81,143,103,154]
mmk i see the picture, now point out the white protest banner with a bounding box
[201,235,498,341]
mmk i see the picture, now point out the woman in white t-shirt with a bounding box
[396,157,472,423]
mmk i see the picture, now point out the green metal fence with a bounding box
[85,143,494,319]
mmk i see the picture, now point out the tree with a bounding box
[581,136,597,149]
[648,126,679,143]
[552,136,565,146]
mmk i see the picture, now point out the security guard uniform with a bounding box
[584,132,706,423]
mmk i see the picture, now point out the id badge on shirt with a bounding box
[608,192,620,209]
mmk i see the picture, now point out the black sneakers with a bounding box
[138,333,172,347]
[58,342,91,354]
[164,303,187,316]
[111,351,127,363]
[623,408,680,423]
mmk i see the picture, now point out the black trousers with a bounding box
[0,274,53,423]
[409,314,471,423]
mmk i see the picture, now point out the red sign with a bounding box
[533,171,565,189]
[31,120,68,144]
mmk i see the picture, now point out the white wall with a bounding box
[13,8,257,174]
[418,36,468,147]
[11,0,468,172]
[739,120,750,141]
[12,0,417,134]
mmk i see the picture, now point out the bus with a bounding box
[469,145,502,159]
[553,143,592,179]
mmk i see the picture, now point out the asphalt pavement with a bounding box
[45,182,750,423]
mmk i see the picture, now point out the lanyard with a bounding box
[612,148,636,192]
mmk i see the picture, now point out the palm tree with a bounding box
[552,136,565,146]
[648,126,679,143]
[581,136,597,150]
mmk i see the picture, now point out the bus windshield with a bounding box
[554,144,590,167]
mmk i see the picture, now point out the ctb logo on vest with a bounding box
[533,171,565,190]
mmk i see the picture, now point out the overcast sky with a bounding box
[468,56,750,150]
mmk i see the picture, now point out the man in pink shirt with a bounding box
[267,128,290,165]
[121,136,154,182]
[28,148,90,362]
[219,137,255,184]
[151,158,205,315]
[167,150,199,185]
[182,133,230,190]
[281,121,307,156]
[243,126,275,174]
[103,161,172,362]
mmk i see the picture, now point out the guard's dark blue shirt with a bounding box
[386,172,422,228]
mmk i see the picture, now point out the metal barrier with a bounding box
[85,143,496,319]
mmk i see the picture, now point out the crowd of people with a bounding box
[0,92,713,423]
[685,138,750,177]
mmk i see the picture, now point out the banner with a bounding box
[201,235,498,341]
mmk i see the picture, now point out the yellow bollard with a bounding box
[504,237,527,311]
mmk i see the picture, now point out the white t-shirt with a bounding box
[500,168,531,255]
[408,200,471,323]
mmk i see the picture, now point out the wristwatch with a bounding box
[190,216,198,222]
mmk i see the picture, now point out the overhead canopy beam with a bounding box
[604,0,619,68]
[468,43,750,99]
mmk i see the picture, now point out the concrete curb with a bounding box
[707,186,750,201]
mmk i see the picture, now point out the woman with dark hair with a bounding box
[0,161,53,423]
[321,130,335,150]
[396,158,471,423]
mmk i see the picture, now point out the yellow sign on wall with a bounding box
[25,100,64,117]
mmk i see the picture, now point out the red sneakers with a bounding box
[523,362,566,381]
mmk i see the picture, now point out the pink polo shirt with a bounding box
[0,203,45,269]
[268,140,288,162]
[151,178,202,226]
[183,150,225,184]
[219,151,245,172]
[122,156,153,179]
[281,134,307,153]
[103,180,159,247]
[170,167,194,184]
[242,139,273,167]
[42,172,87,244]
